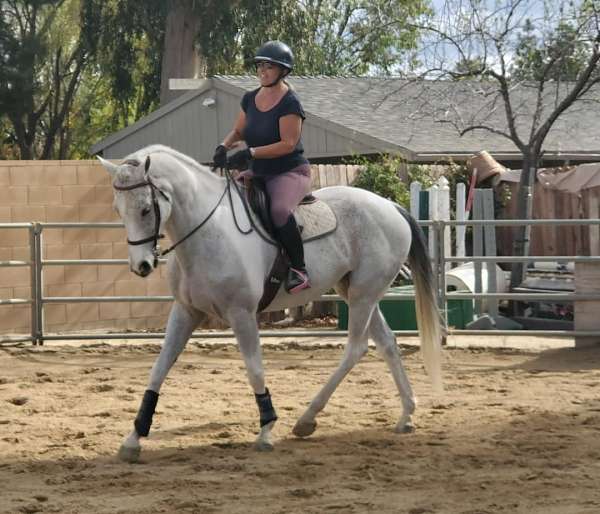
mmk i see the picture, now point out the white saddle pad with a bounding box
[295,199,337,242]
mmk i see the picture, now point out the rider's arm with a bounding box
[221,111,246,149]
[250,114,302,159]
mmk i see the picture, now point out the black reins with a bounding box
[112,158,275,267]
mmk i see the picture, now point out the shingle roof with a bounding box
[91,75,600,162]
[219,75,600,159]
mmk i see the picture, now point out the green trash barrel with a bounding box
[337,285,473,330]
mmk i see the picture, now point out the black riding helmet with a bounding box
[254,41,294,72]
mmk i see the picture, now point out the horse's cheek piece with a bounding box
[134,389,159,437]
[255,388,278,427]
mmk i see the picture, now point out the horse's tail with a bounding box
[396,204,444,393]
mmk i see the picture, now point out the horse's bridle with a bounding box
[113,177,170,267]
[113,156,275,268]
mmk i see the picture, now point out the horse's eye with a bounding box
[141,207,151,217]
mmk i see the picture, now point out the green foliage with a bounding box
[351,155,410,206]
[511,19,594,81]
[82,0,167,124]
[350,154,470,215]
[196,0,431,76]
[0,0,89,159]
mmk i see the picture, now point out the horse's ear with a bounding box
[144,156,151,173]
[97,155,119,177]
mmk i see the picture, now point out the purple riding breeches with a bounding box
[241,164,312,228]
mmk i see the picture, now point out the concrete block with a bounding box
[66,303,99,323]
[115,279,147,296]
[131,301,170,318]
[45,304,67,325]
[9,165,44,186]
[0,227,29,246]
[77,164,110,185]
[29,186,62,205]
[45,244,81,260]
[46,205,78,222]
[11,205,45,222]
[80,243,113,259]
[11,246,31,260]
[146,280,171,296]
[79,204,116,222]
[0,168,9,186]
[0,206,11,222]
[62,185,94,204]
[13,285,31,297]
[63,265,98,284]
[82,281,115,296]
[47,283,82,297]
[98,266,130,282]
[0,187,28,205]
[43,266,65,286]
[41,228,64,244]
[99,302,131,320]
[43,165,77,186]
[97,228,126,243]
[94,186,114,203]
[0,267,31,287]
[62,228,97,244]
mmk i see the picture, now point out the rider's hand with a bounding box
[212,144,228,169]
[227,148,253,170]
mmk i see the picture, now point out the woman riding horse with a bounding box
[213,41,312,294]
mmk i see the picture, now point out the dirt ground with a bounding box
[1,335,599,514]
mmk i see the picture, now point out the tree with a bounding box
[194,0,431,76]
[84,0,167,123]
[0,0,92,159]
[411,0,600,289]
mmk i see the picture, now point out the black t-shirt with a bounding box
[241,88,309,176]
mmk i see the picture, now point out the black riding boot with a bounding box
[274,216,310,293]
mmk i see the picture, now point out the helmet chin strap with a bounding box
[264,68,289,88]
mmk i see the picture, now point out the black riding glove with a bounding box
[227,148,253,170]
[212,144,228,169]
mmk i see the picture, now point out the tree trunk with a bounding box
[509,152,537,291]
[159,0,205,105]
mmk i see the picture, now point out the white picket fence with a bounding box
[410,179,501,318]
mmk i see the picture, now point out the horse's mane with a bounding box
[126,144,211,176]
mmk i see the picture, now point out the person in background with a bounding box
[212,41,312,294]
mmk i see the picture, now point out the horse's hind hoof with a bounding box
[254,440,274,452]
[292,420,317,438]
[118,444,141,463]
[394,422,415,434]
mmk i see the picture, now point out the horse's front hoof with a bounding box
[292,419,317,438]
[118,444,141,463]
[394,421,415,434]
[254,439,274,452]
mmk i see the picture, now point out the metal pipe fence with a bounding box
[1,219,600,345]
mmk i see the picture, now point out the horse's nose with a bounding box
[138,261,152,277]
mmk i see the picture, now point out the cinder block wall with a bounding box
[0,160,171,335]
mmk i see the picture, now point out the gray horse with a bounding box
[98,144,443,461]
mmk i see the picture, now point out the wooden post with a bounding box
[482,189,498,318]
[473,190,484,316]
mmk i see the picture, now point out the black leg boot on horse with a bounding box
[274,215,311,293]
